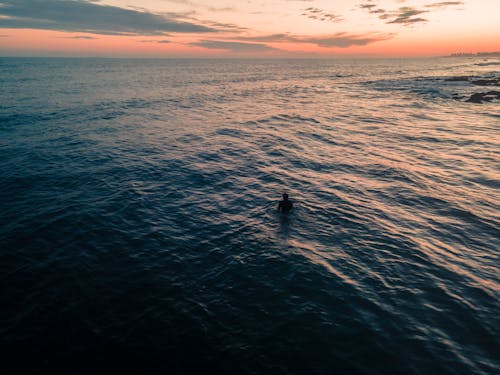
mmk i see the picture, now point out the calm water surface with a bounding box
[1,58,499,374]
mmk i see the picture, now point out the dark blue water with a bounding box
[1,57,499,374]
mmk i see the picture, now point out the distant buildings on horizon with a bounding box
[448,51,500,57]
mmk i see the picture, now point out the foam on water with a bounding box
[1,57,499,374]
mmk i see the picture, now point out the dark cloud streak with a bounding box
[425,2,464,8]
[140,39,172,44]
[0,0,216,35]
[62,35,98,40]
[234,32,393,48]
[302,7,343,23]
[306,33,392,48]
[190,40,279,52]
[359,1,464,26]
[386,7,428,25]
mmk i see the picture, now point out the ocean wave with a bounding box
[1,57,498,374]
[475,61,500,66]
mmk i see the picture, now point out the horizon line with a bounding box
[1,54,495,60]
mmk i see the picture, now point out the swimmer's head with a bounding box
[283,192,289,200]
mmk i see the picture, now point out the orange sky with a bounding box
[0,0,498,57]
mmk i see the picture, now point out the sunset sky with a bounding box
[0,0,498,57]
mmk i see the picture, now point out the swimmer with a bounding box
[277,192,293,212]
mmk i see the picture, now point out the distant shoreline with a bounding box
[447,52,500,58]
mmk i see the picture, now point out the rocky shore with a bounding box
[444,76,500,103]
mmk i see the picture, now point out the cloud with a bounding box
[190,40,279,52]
[359,3,428,25]
[159,0,235,12]
[302,7,343,23]
[359,3,377,11]
[386,7,428,25]
[425,1,463,8]
[139,39,172,44]
[61,35,98,40]
[205,6,235,12]
[234,32,393,48]
[303,33,392,47]
[359,2,388,19]
[235,34,295,43]
[202,20,247,33]
[359,1,464,26]
[0,0,216,35]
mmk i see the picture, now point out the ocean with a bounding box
[1,57,499,374]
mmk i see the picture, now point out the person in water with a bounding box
[278,192,293,212]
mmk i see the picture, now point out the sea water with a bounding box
[1,57,499,374]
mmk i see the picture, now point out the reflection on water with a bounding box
[278,211,292,231]
[0,57,499,374]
